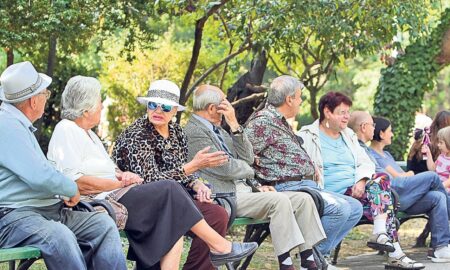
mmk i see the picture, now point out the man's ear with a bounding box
[285,95,292,106]
[29,96,38,110]
[206,104,215,113]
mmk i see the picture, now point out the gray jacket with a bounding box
[184,116,255,194]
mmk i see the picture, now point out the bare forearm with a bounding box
[76,176,122,195]
[426,158,436,171]
[183,161,198,176]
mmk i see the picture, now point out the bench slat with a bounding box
[0,247,41,262]
[232,217,268,226]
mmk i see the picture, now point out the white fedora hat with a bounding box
[137,79,186,111]
[0,61,52,103]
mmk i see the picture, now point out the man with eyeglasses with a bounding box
[0,61,126,270]
[348,111,384,172]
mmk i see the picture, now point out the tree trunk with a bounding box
[309,88,319,120]
[34,36,57,150]
[5,47,14,67]
[179,0,228,106]
[227,50,268,125]
[46,36,57,77]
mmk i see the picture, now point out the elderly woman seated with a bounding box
[369,116,450,263]
[47,76,257,270]
[298,92,424,269]
[112,79,247,270]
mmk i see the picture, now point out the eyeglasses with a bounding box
[147,101,173,112]
[38,89,51,100]
[361,122,376,128]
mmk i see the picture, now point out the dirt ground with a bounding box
[0,218,430,270]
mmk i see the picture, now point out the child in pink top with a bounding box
[432,126,450,193]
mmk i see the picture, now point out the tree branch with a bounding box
[245,83,267,93]
[269,54,288,75]
[185,43,251,98]
[179,0,230,105]
[217,13,234,89]
[231,92,265,107]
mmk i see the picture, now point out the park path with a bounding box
[336,247,450,270]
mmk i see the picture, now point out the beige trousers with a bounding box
[236,191,326,256]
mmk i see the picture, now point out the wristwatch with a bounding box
[231,125,244,135]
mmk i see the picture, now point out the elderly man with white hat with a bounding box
[0,61,127,270]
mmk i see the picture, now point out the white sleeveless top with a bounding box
[47,119,118,199]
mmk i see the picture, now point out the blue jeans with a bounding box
[0,202,126,270]
[275,180,363,256]
[392,171,450,248]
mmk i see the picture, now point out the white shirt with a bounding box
[47,119,118,199]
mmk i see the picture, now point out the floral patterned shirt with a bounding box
[245,104,315,182]
[112,115,196,187]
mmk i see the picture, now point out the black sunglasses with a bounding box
[147,101,173,112]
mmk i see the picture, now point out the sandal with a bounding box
[367,233,395,252]
[386,254,425,269]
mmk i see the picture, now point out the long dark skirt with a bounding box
[118,180,203,269]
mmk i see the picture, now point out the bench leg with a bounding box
[9,261,15,270]
[17,259,38,270]
[413,220,430,248]
[238,224,270,270]
[332,241,341,265]
[225,262,236,270]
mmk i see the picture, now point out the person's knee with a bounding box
[40,222,80,255]
[348,197,363,216]
[429,172,442,183]
[158,179,182,192]
[330,196,361,221]
[268,192,292,208]
[429,191,446,207]
[204,204,228,235]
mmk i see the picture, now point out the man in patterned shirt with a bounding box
[185,84,327,270]
[245,75,363,267]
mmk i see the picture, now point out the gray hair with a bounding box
[193,87,223,111]
[267,75,304,107]
[61,76,101,120]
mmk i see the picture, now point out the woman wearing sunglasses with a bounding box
[112,79,253,270]
[48,76,257,270]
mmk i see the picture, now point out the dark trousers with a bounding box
[183,201,228,270]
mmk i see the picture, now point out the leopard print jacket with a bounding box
[112,115,196,187]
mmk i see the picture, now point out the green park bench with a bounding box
[0,246,41,270]
[0,201,111,270]
[0,167,430,270]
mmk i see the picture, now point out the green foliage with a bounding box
[374,8,450,159]
[253,0,434,118]
[100,26,248,140]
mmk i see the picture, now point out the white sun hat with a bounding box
[136,79,186,111]
[0,61,52,103]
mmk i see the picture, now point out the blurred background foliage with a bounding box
[1,0,450,158]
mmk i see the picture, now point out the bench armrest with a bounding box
[212,192,236,230]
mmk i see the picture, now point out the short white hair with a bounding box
[267,75,304,107]
[193,87,223,111]
[61,76,101,120]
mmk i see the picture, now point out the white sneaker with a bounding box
[326,263,342,270]
[431,245,450,263]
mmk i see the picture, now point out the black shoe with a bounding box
[210,242,258,267]
[427,248,435,260]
